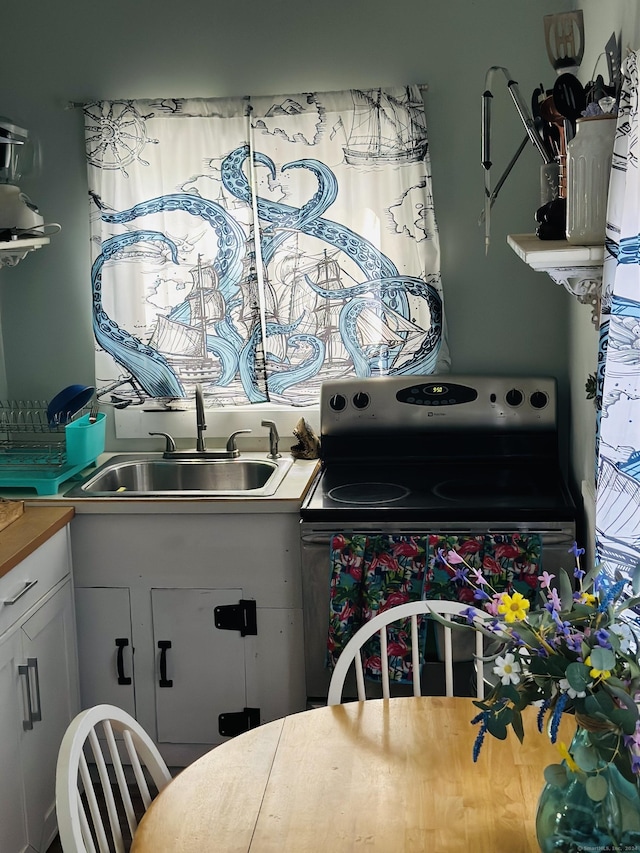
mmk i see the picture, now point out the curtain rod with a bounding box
[65,84,428,110]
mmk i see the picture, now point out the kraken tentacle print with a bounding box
[92,231,185,397]
[86,89,446,406]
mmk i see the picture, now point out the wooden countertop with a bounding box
[0,505,74,579]
[131,696,573,853]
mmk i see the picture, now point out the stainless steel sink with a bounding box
[64,454,294,497]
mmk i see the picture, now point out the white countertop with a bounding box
[0,454,321,515]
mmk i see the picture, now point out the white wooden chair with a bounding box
[327,600,487,706]
[55,704,172,853]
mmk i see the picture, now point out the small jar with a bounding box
[566,115,616,245]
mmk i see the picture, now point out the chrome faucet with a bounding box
[262,420,281,459]
[195,383,206,452]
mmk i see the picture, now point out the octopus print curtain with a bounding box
[84,87,448,407]
[595,52,640,594]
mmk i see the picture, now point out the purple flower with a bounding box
[461,607,477,624]
[545,588,562,613]
[453,566,469,582]
[474,588,490,601]
[446,549,464,565]
[538,571,555,589]
[632,753,640,775]
[570,542,585,558]
[471,568,488,585]
[595,629,611,648]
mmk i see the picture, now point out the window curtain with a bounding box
[83,87,448,408]
[595,51,640,590]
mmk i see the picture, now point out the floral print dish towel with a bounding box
[327,532,542,684]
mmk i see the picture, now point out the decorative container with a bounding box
[536,727,640,852]
[566,115,616,245]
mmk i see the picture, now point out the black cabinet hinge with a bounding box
[214,599,257,636]
[218,707,261,737]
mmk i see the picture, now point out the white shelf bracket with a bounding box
[507,234,603,327]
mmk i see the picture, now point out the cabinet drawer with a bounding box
[0,528,71,635]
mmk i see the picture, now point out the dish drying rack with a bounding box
[0,400,106,494]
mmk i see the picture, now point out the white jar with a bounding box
[566,115,616,245]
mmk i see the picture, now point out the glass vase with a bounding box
[536,728,640,852]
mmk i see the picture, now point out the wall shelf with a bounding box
[0,235,50,269]
[507,233,603,326]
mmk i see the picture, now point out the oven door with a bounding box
[300,522,576,704]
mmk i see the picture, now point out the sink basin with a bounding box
[64,454,294,497]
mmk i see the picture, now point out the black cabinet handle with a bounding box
[158,640,173,687]
[115,638,132,685]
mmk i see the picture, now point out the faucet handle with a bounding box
[226,429,251,455]
[149,431,176,454]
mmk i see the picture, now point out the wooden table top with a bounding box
[131,696,573,853]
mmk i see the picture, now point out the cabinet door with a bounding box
[75,587,135,716]
[0,629,31,853]
[151,588,246,745]
[21,579,80,852]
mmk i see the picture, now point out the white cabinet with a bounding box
[0,525,79,853]
[72,511,306,766]
[74,587,135,716]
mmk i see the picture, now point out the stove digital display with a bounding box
[396,382,478,406]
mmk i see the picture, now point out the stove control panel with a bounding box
[321,374,557,434]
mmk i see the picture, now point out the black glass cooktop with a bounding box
[300,461,576,523]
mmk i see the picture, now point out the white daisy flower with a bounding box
[493,652,521,685]
[611,622,635,654]
[559,677,586,699]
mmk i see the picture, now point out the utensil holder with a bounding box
[65,412,106,466]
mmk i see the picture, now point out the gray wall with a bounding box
[0,0,572,403]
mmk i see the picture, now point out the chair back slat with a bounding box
[56,704,172,853]
[327,600,490,706]
[410,615,421,698]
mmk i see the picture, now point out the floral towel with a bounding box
[327,532,542,684]
[328,533,429,683]
[426,533,542,606]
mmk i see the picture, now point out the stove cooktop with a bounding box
[300,461,576,524]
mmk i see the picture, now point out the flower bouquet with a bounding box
[435,543,640,849]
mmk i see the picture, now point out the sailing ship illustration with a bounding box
[149,255,223,383]
[269,243,429,371]
[343,88,428,166]
[596,456,640,571]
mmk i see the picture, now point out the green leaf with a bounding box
[565,661,590,692]
[486,714,508,740]
[574,743,598,772]
[559,568,574,611]
[543,763,569,788]
[590,647,616,672]
[633,560,640,596]
[511,710,524,743]
[586,774,609,802]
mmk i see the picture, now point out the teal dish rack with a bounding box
[0,401,106,494]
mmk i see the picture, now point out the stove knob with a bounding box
[352,391,370,410]
[329,393,347,412]
[505,388,523,407]
[530,391,548,409]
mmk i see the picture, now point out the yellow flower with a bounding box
[497,591,530,623]
[578,591,596,606]
[557,741,579,773]
[585,656,611,681]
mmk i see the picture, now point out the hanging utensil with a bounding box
[481,66,552,254]
[553,73,587,133]
[544,10,585,72]
[605,31,622,97]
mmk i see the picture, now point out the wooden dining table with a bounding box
[131,696,573,853]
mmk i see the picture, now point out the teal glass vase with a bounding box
[536,728,640,852]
